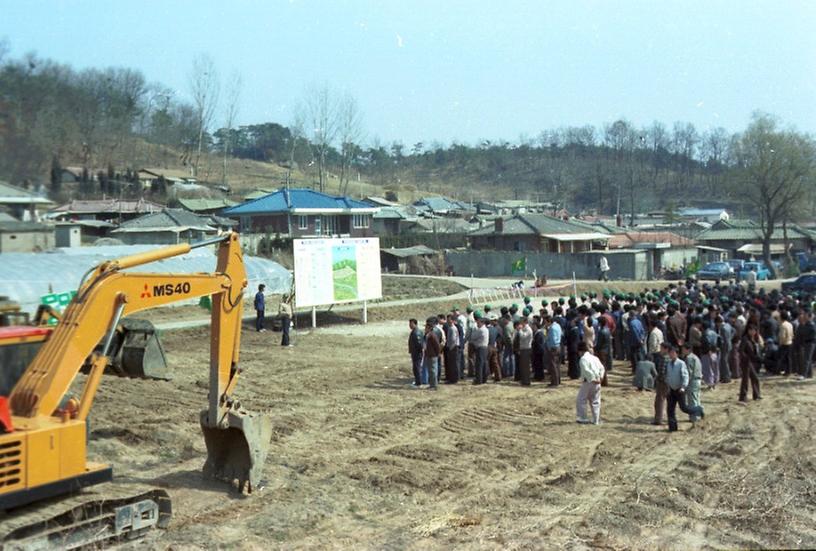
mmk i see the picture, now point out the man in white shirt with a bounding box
[647,321,664,366]
[598,255,610,282]
[516,317,534,386]
[576,341,605,425]
[745,267,757,290]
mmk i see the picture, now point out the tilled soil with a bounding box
[78,323,816,550]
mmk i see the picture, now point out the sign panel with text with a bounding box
[293,238,382,308]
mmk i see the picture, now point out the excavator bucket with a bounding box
[110,319,171,381]
[200,409,272,493]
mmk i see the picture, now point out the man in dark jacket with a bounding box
[254,284,266,332]
[796,310,816,379]
[423,319,441,390]
[667,307,686,347]
[444,314,460,384]
[567,314,581,380]
[408,319,424,386]
[532,318,546,381]
[596,316,613,386]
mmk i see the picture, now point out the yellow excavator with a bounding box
[0,232,271,549]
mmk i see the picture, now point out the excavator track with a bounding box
[0,488,171,550]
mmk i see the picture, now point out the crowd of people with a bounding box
[407,279,816,431]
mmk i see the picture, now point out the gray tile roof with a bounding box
[381,245,437,258]
[114,209,215,232]
[470,214,603,237]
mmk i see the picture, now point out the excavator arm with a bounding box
[1,233,271,514]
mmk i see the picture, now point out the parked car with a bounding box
[696,262,732,281]
[781,273,816,294]
[797,252,816,273]
[738,261,771,280]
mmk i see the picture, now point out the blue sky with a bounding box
[1,0,814,145]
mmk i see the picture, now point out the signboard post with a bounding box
[293,238,383,327]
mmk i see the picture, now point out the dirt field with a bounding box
[62,308,816,550]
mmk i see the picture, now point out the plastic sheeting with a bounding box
[0,245,292,314]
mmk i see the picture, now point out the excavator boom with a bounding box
[0,233,271,546]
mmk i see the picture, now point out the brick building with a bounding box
[224,188,378,238]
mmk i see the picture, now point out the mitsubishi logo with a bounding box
[140,284,152,299]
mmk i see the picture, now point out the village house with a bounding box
[177,197,238,216]
[469,213,610,252]
[412,196,473,217]
[695,218,815,258]
[111,208,227,245]
[475,199,554,216]
[50,198,164,224]
[0,181,54,222]
[607,231,699,275]
[371,205,419,236]
[380,245,438,273]
[224,188,378,238]
[0,220,55,252]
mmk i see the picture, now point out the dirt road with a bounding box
[66,316,816,550]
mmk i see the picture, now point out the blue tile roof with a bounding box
[225,188,374,215]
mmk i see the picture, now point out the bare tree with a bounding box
[220,71,242,186]
[733,113,816,276]
[286,110,308,187]
[337,92,363,195]
[188,54,220,177]
[300,82,339,193]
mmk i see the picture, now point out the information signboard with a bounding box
[293,238,382,309]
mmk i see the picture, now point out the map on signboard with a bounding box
[332,245,358,301]
[293,238,382,308]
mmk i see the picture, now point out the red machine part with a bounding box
[0,397,12,432]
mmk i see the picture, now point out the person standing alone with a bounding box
[278,294,293,346]
[254,284,266,332]
[576,342,604,424]
[598,255,610,281]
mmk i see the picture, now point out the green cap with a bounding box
[466,306,473,313]
[524,296,531,304]
[484,304,492,311]
[474,310,484,319]
[559,297,565,304]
